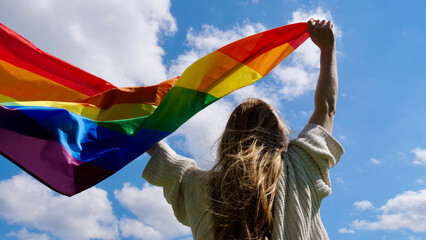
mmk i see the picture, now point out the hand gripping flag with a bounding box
[0,22,309,196]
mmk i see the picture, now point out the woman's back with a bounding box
[142,123,343,239]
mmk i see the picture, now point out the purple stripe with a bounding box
[0,127,112,196]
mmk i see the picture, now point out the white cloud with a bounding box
[353,200,374,211]
[336,177,344,184]
[272,65,317,99]
[273,7,342,100]
[114,182,191,240]
[0,174,118,240]
[412,148,426,166]
[299,110,311,117]
[0,0,176,87]
[370,158,381,165]
[415,179,424,184]
[338,135,347,141]
[352,189,426,232]
[7,228,50,240]
[119,218,162,240]
[339,228,355,234]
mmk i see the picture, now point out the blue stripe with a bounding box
[1,105,172,172]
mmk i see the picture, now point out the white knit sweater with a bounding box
[142,124,344,239]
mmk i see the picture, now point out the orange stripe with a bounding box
[245,43,295,76]
[83,77,178,108]
[0,59,89,102]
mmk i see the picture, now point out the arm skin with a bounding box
[307,19,338,134]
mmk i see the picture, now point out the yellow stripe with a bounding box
[175,51,262,99]
[2,100,157,121]
[0,59,89,102]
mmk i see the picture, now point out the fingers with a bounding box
[307,19,314,33]
[307,19,321,34]
[326,20,333,29]
[307,19,333,31]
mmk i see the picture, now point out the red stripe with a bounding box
[0,24,116,96]
[217,22,309,65]
[288,31,310,49]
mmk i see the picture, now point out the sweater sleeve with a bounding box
[142,141,198,226]
[289,123,344,188]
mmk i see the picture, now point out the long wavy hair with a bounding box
[207,98,289,239]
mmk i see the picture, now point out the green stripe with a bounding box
[1,102,22,106]
[95,116,149,136]
[142,87,219,132]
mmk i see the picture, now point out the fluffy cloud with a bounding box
[370,158,381,165]
[0,0,176,87]
[119,218,162,240]
[272,65,317,99]
[353,200,374,211]
[412,148,426,166]
[338,228,355,234]
[7,228,50,240]
[114,182,191,240]
[0,175,192,240]
[0,174,118,240]
[351,189,426,232]
[272,7,342,100]
[415,179,424,184]
[336,177,344,184]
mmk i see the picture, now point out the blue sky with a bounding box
[1,0,426,239]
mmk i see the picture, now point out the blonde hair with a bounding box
[207,98,289,239]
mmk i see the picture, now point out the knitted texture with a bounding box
[142,124,344,239]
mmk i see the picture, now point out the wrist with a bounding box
[320,43,336,54]
[320,43,336,52]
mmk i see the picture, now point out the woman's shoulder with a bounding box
[288,123,344,160]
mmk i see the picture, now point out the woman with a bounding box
[143,19,344,239]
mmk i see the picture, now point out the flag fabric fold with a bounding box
[0,22,309,196]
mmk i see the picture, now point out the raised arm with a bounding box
[307,19,338,134]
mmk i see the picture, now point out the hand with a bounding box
[307,19,335,51]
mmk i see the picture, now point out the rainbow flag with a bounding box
[0,22,309,196]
